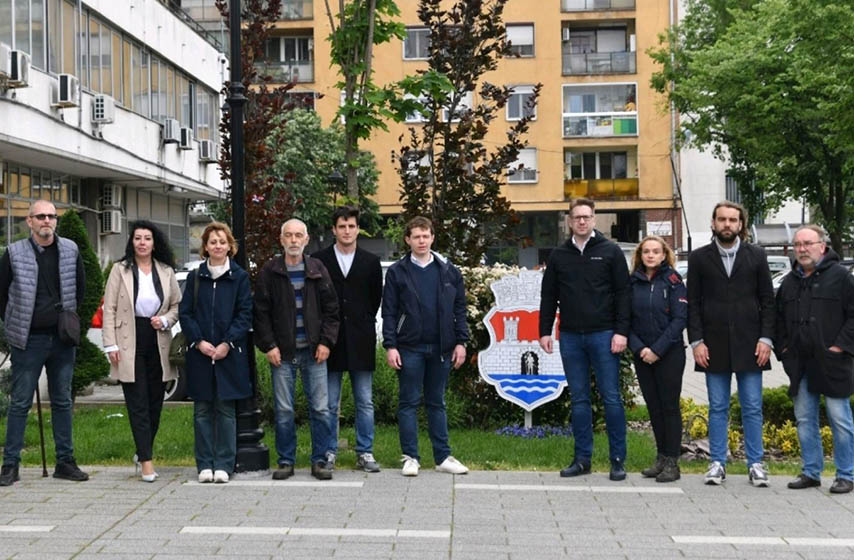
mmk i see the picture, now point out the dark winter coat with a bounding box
[253,255,339,360]
[628,265,687,359]
[313,245,383,372]
[539,231,631,337]
[687,241,775,373]
[775,250,854,398]
[179,260,253,401]
[381,252,469,354]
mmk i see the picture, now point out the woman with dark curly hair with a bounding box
[102,220,181,482]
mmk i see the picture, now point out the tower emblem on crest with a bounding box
[477,269,566,411]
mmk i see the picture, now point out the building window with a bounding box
[565,151,628,179]
[506,23,534,57]
[562,83,637,137]
[443,91,472,122]
[60,0,74,74]
[262,36,313,82]
[404,94,427,123]
[506,85,536,121]
[403,27,430,60]
[508,148,538,183]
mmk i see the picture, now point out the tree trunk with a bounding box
[346,136,359,202]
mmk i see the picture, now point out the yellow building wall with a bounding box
[276,0,676,216]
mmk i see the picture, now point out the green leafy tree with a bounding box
[55,210,109,396]
[393,0,540,267]
[325,0,431,202]
[266,108,381,239]
[649,0,854,251]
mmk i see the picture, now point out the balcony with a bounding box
[280,0,313,20]
[564,178,639,199]
[256,61,314,83]
[560,0,635,11]
[563,114,637,138]
[563,51,636,75]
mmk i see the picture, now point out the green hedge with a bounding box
[730,384,854,430]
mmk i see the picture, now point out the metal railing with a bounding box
[564,177,639,199]
[157,0,224,51]
[562,51,636,75]
[560,0,635,11]
[256,61,314,83]
[562,114,638,137]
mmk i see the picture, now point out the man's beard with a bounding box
[714,229,737,243]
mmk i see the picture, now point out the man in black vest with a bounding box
[688,201,774,487]
[776,225,854,494]
[0,200,89,486]
[315,206,383,472]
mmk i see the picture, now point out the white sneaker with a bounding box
[198,469,213,483]
[748,463,769,487]
[436,456,469,475]
[213,470,229,484]
[704,461,726,485]
[401,455,420,477]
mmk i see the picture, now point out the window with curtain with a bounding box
[79,12,88,88]
[150,57,161,121]
[47,0,59,72]
[15,0,31,56]
[403,27,430,60]
[32,0,45,68]
[122,37,131,108]
[112,31,122,102]
[0,1,12,49]
[165,65,175,119]
[506,24,534,57]
[100,24,112,96]
[88,17,100,92]
[508,148,538,183]
[506,85,536,121]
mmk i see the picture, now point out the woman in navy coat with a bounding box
[179,222,253,483]
[628,235,687,483]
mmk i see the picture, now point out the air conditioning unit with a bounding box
[162,118,180,143]
[101,184,122,209]
[52,74,80,108]
[100,209,123,235]
[92,94,116,124]
[0,43,12,79]
[8,51,31,87]
[179,127,194,150]
[198,139,217,163]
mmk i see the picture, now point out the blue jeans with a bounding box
[327,370,375,455]
[559,330,626,462]
[194,398,237,473]
[794,376,854,481]
[3,333,76,467]
[706,371,764,465]
[397,344,452,464]
[271,348,332,465]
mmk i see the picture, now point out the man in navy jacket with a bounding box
[382,216,469,477]
[539,198,631,481]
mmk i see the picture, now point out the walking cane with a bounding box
[35,385,49,477]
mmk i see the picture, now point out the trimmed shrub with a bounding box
[56,210,109,396]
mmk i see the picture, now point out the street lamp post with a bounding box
[228,0,270,473]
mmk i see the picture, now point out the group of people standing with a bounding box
[1,197,852,493]
[539,197,854,493]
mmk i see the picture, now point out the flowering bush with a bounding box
[495,424,573,439]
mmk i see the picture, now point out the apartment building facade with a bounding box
[254,0,678,266]
[0,0,226,265]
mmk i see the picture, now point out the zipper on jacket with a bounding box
[211,280,217,365]
[396,314,407,334]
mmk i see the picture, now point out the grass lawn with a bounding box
[0,404,804,476]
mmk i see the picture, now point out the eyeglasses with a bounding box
[29,213,58,221]
[571,215,594,222]
[793,241,823,249]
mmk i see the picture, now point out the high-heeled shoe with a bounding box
[141,472,157,483]
[133,454,140,476]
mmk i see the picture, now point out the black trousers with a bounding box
[121,317,166,462]
[633,346,685,458]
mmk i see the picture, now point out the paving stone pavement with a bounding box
[1,466,853,559]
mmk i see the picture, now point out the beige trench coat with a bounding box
[102,260,181,383]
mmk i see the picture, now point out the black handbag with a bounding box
[168,270,199,367]
[57,309,81,346]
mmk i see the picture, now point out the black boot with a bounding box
[641,454,665,478]
[0,464,20,486]
[656,456,681,483]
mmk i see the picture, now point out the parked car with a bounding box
[767,255,792,274]
[89,268,192,401]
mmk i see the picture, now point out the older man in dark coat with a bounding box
[687,201,775,487]
[314,206,383,473]
[775,225,854,494]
